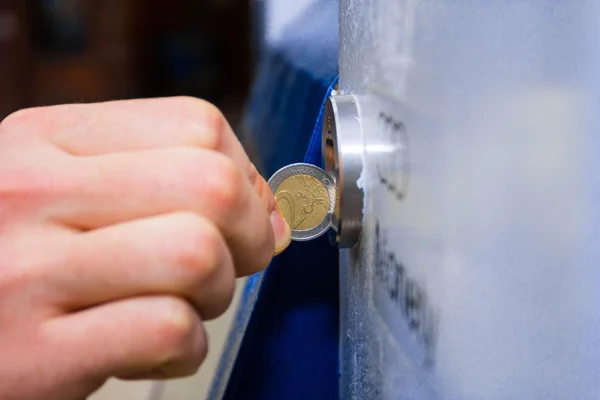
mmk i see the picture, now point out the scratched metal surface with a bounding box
[339,1,600,399]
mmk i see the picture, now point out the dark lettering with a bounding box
[373,218,438,368]
[376,112,409,200]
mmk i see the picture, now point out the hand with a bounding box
[0,97,291,400]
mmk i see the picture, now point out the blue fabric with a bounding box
[210,1,340,399]
[244,0,339,177]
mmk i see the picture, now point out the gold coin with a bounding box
[268,163,335,241]
[274,174,331,231]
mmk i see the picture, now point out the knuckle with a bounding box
[0,159,72,205]
[168,213,223,285]
[179,152,243,213]
[208,273,236,320]
[198,105,226,150]
[0,108,39,132]
[202,260,236,320]
[0,108,74,203]
[0,109,35,132]
[0,258,25,296]
[156,297,199,358]
[180,327,209,375]
[195,99,226,134]
[210,155,244,211]
[175,96,226,151]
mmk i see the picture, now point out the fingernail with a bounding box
[270,207,291,256]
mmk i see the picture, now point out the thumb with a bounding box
[249,164,291,256]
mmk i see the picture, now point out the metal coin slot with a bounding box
[322,94,364,248]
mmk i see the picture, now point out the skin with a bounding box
[0,97,292,400]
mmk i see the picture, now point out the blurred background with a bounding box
[0,0,253,125]
[0,1,255,399]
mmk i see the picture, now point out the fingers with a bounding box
[6,97,291,260]
[59,148,282,274]
[8,97,255,182]
[246,163,290,255]
[48,212,235,319]
[0,98,290,400]
[12,97,238,156]
[44,296,208,382]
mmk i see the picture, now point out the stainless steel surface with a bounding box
[338,1,600,399]
[322,94,364,248]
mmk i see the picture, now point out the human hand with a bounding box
[0,97,291,400]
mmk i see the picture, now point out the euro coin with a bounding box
[268,163,336,241]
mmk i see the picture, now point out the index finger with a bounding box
[19,97,237,155]
[12,96,253,175]
[9,96,282,220]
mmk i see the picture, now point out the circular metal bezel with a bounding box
[322,94,364,248]
[268,163,336,241]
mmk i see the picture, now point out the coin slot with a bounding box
[322,95,364,248]
[324,131,336,178]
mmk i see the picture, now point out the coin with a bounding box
[268,163,336,241]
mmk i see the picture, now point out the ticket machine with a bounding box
[210,2,600,399]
